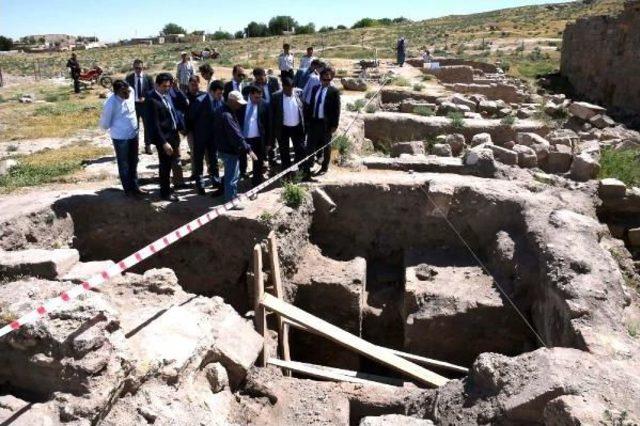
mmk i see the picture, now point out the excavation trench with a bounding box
[39,178,591,384]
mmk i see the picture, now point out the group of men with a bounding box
[99,45,341,209]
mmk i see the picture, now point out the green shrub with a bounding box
[333,135,352,158]
[421,74,433,81]
[414,106,434,117]
[413,83,425,92]
[447,112,465,130]
[282,182,306,209]
[346,99,366,112]
[365,91,377,99]
[365,104,378,113]
[6,144,18,152]
[598,148,640,187]
[391,76,410,87]
[501,115,516,126]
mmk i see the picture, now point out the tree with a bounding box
[296,23,315,35]
[0,36,13,51]
[319,26,334,33]
[234,31,245,39]
[337,25,347,30]
[268,15,298,35]
[162,23,187,35]
[245,21,269,38]
[212,31,233,40]
[351,18,377,29]
[393,17,410,24]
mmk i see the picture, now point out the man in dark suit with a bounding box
[305,67,341,176]
[125,59,154,154]
[270,76,306,178]
[237,85,270,187]
[144,73,182,202]
[188,80,224,196]
[223,65,246,101]
[247,67,280,168]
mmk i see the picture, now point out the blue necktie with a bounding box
[244,103,254,137]
[314,88,324,119]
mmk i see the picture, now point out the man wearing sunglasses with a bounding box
[100,80,146,198]
[305,66,341,178]
[125,59,154,154]
[223,65,246,101]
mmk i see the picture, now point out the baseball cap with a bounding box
[227,90,247,105]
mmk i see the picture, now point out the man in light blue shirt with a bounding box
[302,60,325,105]
[99,79,145,197]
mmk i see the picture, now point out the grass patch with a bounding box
[390,76,410,87]
[422,74,433,81]
[515,59,557,79]
[501,115,516,126]
[628,320,639,338]
[412,83,425,92]
[0,143,110,191]
[448,111,466,130]
[598,148,640,187]
[414,106,434,117]
[282,182,306,209]
[346,99,366,112]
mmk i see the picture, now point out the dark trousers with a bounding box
[246,137,264,186]
[134,102,150,147]
[193,137,221,189]
[112,136,139,192]
[278,124,306,171]
[72,77,80,93]
[157,135,180,197]
[307,119,332,172]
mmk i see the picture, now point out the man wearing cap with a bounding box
[216,90,258,208]
[176,52,194,93]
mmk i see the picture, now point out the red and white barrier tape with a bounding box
[0,76,391,339]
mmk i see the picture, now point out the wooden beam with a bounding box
[253,244,268,367]
[267,358,397,388]
[267,233,291,376]
[261,294,448,387]
[281,317,468,374]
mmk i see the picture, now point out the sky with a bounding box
[1,0,572,42]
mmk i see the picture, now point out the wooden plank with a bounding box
[261,294,448,387]
[281,317,467,374]
[267,358,396,388]
[253,244,268,367]
[267,232,291,376]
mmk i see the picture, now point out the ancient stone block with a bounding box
[0,248,79,280]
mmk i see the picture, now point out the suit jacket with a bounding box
[216,104,251,155]
[125,72,154,102]
[236,101,270,155]
[144,91,179,147]
[188,93,223,147]
[270,90,305,144]
[168,88,188,131]
[306,85,341,130]
[223,80,245,101]
[242,76,281,104]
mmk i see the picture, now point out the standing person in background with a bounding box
[144,73,181,202]
[216,91,258,209]
[223,65,246,101]
[100,80,146,197]
[184,75,205,181]
[271,77,306,179]
[237,85,269,187]
[396,36,407,67]
[198,63,214,88]
[278,43,295,80]
[176,52,194,93]
[66,53,81,94]
[189,80,224,196]
[295,46,315,88]
[302,60,324,106]
[306,67,341,177]
[125,59,154,155]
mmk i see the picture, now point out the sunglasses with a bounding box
[321,78,332,82]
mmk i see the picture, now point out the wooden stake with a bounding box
[267,358,398,388]
[261,294,448,388]
[253,244,268,367]
[267,232,291,376]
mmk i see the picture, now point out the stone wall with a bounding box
[561,1,640,116]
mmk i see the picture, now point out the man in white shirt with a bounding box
[99,80,146,197]
[176,52,194,92]
[270,77,306,178]
[278,43,295,80]
[238,85,268,186]
[295,46,315,88]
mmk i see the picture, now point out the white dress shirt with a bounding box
[299,55,315,70]
[278,53,294,71]
[244,102,260,139]
[283,94,300,127]
[313,86,328,120]
[303,72,321,104]
[100,93,138,140]
[232,80,243,92]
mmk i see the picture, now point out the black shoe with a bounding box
[196,187,206,196]
[315,168,328,176]
[173,183,189,190]
[161,194,179,202]
[132,187,148,195]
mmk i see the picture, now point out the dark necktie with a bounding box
[136,77,141,100]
